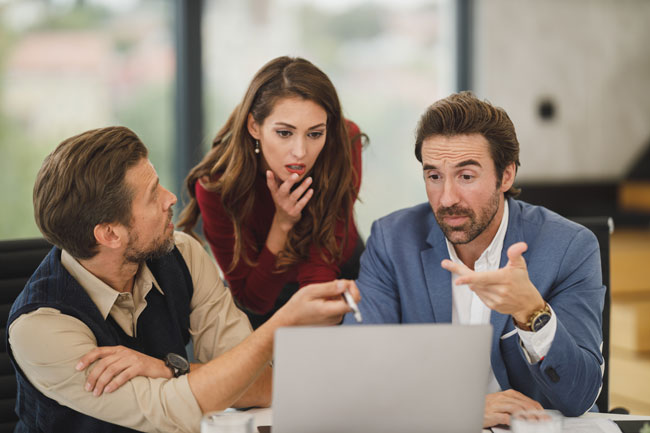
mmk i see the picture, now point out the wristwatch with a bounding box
[520,303,552,332]
[164,353,190,377]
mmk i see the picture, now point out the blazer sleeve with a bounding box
[525,227,605,416]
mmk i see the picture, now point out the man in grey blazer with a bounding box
[344,92,604,428]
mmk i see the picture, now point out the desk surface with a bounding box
[246,407,650,431]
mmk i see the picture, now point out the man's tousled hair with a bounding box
[33,126,148,259]
[415,91,521,198]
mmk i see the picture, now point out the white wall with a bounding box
[474,0,650,183]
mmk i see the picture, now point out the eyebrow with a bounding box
[274,122,326,130]
[148,177,159,197]
[422,159,482,170]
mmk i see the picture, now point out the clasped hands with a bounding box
[76,345,172,397]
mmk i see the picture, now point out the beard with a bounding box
[123,210,175,264]
[434,190,500,245]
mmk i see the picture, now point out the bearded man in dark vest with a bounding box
[6,126,359,432]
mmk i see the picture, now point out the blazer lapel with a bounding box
[490,198,528,390]
[421,224,452,323]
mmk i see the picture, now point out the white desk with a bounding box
[245,407,650,432]
[247,407,271,427]
[585,413,650,421]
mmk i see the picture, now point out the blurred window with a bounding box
[202,0,456,238]
[1,0,456,242]
[0,0,174,240]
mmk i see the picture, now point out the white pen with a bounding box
[343,289,363,323]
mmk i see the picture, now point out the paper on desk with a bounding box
[563,417,621,432]
[490,417,621,433]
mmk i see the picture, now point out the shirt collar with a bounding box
[60,250,165,320]
[138,264,165,297]
[445,199,510,270]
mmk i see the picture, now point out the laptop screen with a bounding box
[272,324,492,433]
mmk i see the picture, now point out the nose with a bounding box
[163,187,177,209]
[439,179,459,208]
[290,136,306,160]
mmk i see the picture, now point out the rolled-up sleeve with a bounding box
[8,232,253,432]
[173,231,252,362]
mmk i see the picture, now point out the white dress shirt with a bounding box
[445,200,557,394]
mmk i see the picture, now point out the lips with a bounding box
[285,164,306,175]
[443,215,469,226]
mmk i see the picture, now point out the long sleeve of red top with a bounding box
[195,120,363,314]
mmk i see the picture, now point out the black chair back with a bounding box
[569,216,613,413]
[0,238,52,433]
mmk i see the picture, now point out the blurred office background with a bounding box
[0,0,456,240]
[1,0,649,413]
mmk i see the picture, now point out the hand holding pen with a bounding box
[277,279,361,326]
[339,280,363,323]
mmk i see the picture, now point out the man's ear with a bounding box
[247,113,260,140]
[93,223,125,250]
[499,162,517,193]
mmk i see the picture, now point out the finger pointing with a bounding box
[441,259,473,276]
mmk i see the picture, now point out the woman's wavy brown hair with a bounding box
[177,56,358,272]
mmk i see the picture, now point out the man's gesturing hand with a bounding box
[441,242,545,324]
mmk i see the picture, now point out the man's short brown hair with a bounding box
[33,126,148,259]
[415,91,521,198]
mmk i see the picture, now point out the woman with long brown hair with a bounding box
[178,56,364,328]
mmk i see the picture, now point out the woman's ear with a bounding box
[247,113,260,140]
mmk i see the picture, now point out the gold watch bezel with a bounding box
[526,303,552,332]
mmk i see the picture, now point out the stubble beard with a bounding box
[435,190,500,245]
[123,210,175,264]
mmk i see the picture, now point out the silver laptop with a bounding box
[272,324,492,433]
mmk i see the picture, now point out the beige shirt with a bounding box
[8,231,252,433]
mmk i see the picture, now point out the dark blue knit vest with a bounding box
[6,246,194,433]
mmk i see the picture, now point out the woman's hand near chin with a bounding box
[264,170,313,253]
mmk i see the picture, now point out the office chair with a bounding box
[569,216,613,413]
[0,238,52,433]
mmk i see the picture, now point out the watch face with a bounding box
[532,312,552,332]
[166,353,189,376]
